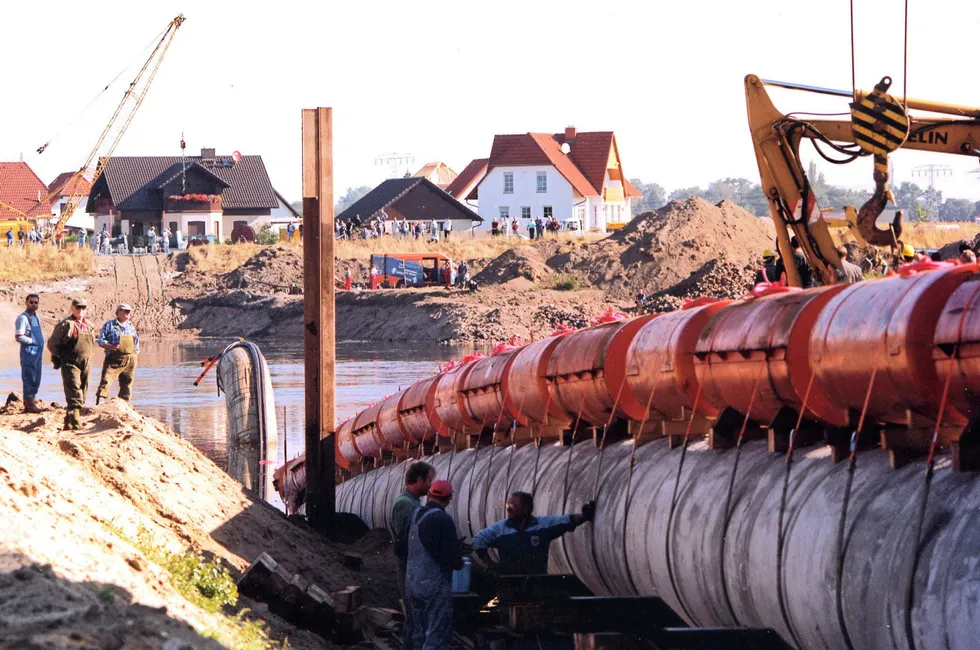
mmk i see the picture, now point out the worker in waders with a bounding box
[472,491,595,576]
[754,249,779,285]
[391,461,435,650]
[47,298,96,430]
[406,479,462,650]
[14,294,45,413]
[96,303,140,403]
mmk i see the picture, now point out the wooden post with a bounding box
[302,107,336,533]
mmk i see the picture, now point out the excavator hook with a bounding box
[849,77,911,247]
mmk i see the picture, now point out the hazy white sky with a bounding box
[4,0,980,202]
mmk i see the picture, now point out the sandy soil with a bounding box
[0,397,398,649]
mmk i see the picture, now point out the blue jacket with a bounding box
[472,515,577,575]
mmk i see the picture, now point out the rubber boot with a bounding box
[62,410,74,431]
[71,409,82,431]
[24,398,45,414]
[62,409,81,431]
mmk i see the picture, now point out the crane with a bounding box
[0,14,185,237]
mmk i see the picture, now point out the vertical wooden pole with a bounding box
[302,107,336,533]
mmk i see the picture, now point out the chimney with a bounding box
[564,126,577,142]
[201,147,216,159]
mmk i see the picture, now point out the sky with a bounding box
[4,0,980,204]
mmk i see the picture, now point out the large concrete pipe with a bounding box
[934,272,980,420]
[217,341,278,500]
[337,442,980,650]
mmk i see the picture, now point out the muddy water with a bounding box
[0,339,461,470]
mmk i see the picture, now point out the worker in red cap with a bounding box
[405,479,463,650]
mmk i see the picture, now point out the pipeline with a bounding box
[216,341,278,501]
[322,264,980,648]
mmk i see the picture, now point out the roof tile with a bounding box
[0,162,53,218]
[445,158,488,199]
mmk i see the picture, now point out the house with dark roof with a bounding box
[337,177,481,233]
[87,148,281,242]
[0,162,54,223]
[453,127,641,233]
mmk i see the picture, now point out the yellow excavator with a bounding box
[0,14,184,239]
[745,73,980,286]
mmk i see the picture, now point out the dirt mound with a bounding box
[474,246,555,285]
[225,246,304,294]
[644,258,756,312]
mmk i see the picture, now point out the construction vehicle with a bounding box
[0,14,185,238]
[745,73,980,286]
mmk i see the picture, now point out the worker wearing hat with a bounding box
[754,249,779,285]
[472,492,596,577]
[47,298,96,430]
[96,303,140,404]
[901,242,917,263]
[405,479,463,650]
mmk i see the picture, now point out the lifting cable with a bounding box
[465,433,483,539]
[503,391,530,512]
[558,395,588,570]
[663,382,704,625]
[532,387,558,496]
[717,359,770,626]
[834,366,879,650]
[775,374,816,650]
[902,284,977,650]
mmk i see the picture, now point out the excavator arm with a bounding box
[745,74,980,286]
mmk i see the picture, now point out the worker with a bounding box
[775,237,814,288]
[14,294,45,413]
[405,479,463,650]
[441,261,452,288]
[391,462,435,650]
[47,298,96,431]
[472,491,596,577]
[96,303,140,404]
[836,246,864,284]
[900,242,917,264]
[960,250,977,264]
[344,269,353,291]
[754,249,779,285]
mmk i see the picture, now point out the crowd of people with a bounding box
[390,462,595,650]
[4,225,175,255]
[336,216,452,242]
[14,296,140,430]
[489,215,563,239]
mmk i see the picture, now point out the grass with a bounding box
[183,243,266,274]
[0,245,94,281]
[551,274,583,291]
[833,222,980,250]
[96,519,280,650]
[333,232,606,262]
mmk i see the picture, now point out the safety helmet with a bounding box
[762,249,775,259]
[428,480,453,499]
[902,243,916,259]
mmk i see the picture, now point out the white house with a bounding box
[447,128,641,233]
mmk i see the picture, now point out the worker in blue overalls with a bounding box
[472,491,595,576]
[405,479,463,650]
[14,293,45,413]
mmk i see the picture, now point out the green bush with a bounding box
[552,274,583,291]
[254,224,279,246]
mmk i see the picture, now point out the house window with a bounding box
[503,172,514,194]
[537,172,547,193]
[521,206,531,219]
[499,206,510,220]
[543,206,553,219]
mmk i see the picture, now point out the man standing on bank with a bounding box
[47,298,96,430]
[96,304,140,404]
[391,461,434,650]
[14,294,45,413]
[472,491,596,576]
[406,479,463,650]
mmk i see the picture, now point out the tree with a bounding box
[629,178,666,213]
[939,198,974,222]
[335,185,372,215]
[668,186,706,202]
[922,186,943,221]
[892,182,924,213]
[703,177,770,215]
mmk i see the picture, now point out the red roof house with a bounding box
[0,162,54,220]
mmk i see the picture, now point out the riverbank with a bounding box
[0,397,397,649]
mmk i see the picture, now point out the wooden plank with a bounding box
[302,107,336,533]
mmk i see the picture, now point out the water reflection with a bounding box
[0,339,462,471]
